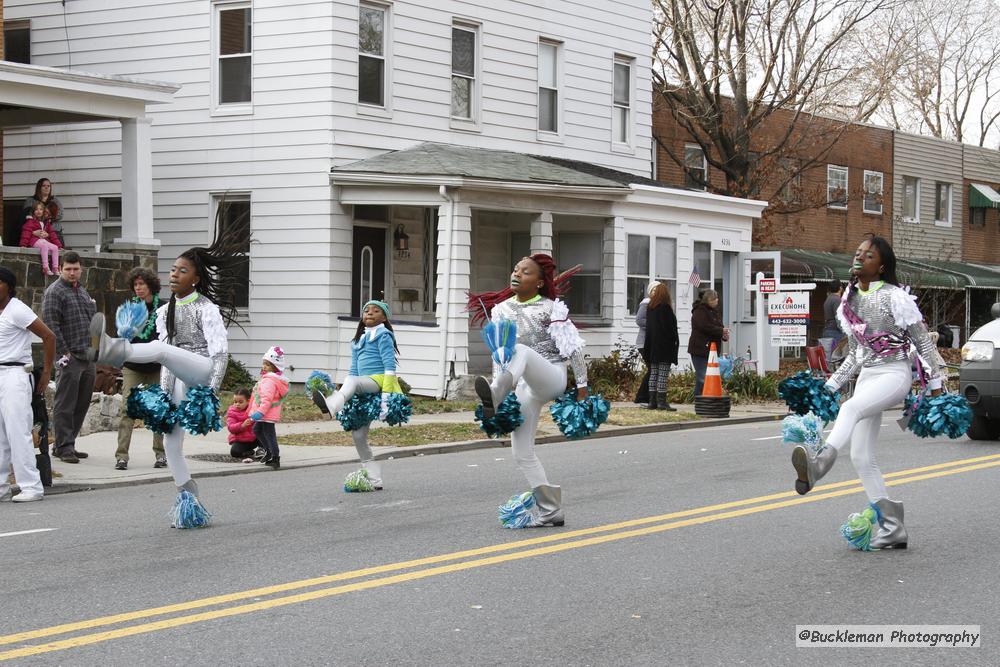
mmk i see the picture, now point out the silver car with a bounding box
[961,303,1000,440]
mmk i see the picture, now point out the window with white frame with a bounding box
[556,232,602,317]
[451,23,477,120]
[779,158,800,203]
[626,234,678,315]
[827,165,848,208]
[935,182,952,225]
[98,197,122,248]
[863,170,884,214]
[903,176,920,221]
[213,194,252,308]
[693,241,711,287]
[3,20,30,64]
[684,144,707,189]
[538,40,560,133]
[612,57,632,144]
[215,2,252,107]
[358,3,388,107]
[655,237,678,305]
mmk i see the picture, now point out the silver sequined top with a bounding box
[829,283,940,391]
[155,294,229,392]
[492,297,588,385]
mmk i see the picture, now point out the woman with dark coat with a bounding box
[642,283,679,410]
[688,289,727,397]
[22,178,64,245]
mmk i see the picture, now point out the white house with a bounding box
[3,0,765,396]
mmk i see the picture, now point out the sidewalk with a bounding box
[41,402,788,494]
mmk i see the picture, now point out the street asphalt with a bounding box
[2,418,999,665]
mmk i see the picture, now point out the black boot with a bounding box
[647,393,658,409]
[657,393,677,411]
[265,456,280,470]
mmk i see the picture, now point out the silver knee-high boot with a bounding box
[531,484,564,527]
[475,371,513,419]
[792,445,838,495]
[869,498,907,549]
[89,313,212,386]
[179,478,200,498]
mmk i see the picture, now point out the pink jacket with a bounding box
[20,216,63,249]
[249,372,289,423]
[226,404,257,444]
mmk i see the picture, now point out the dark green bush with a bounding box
[221,355,254,392]
[584,339,645,400]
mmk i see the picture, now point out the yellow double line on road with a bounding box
[3,452,1000,660]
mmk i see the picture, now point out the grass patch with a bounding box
[603,408,698,426]
[217,392,479,424]
[281,422,488,447]
[409,396,480,414]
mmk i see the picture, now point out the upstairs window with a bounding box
[216,3,252,107]
[538,40,560,133]
[935,182,952,226]
[612,57,632,144]
[451,23,478,120]
[903,176,920,221]
[863,170,884,214]
[684,144,707,189]
[3,20,30,64]
[358,3,387,107]
[827,165,848,208]
[969,207,986,227]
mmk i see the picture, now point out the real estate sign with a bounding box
[767,291,809,346]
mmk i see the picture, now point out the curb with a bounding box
[43,412,784,495]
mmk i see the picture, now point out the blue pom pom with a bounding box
[482,318,518,367]
[781,413,825,453]
[498,491,536,528]
[169,490,212,529]
[115,300,149,340]
[778,371,840,423]
[337,393,381,431]
[126,384,178,435]
[475,392,524,438]
[904,392,974,439]
[305,370,336,398]
[177,385,223,436]
[549,389,611,440]
[383,393,412,426]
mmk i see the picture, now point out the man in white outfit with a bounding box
[0,266,56,502]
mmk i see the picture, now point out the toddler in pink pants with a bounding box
[19,201,62,276]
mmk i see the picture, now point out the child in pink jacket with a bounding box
[226,388,261,461]
[20,201,62,276]
[247,346,290,469]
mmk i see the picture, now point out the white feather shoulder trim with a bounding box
[547,299,585,357]
[200,301,229,358]
[155,303,169,342]
[888,285,922,329]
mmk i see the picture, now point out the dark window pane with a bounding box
[614,63,630,105]
[359,6,384,56]
[627,234,649,274]
[563,275,601,316]
[219,199,251,309]
[452,76,471,117]
[452,28,475,76]
[627,277,648,314]
[220,8,251,55]
[4,27,30,64]
[358,55,384,105]
[539,88,557,132]
[220,56,252,103]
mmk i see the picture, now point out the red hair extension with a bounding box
[466,253,582,327]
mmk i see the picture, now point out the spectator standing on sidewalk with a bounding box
[643,283,679,411]
[0,266,56,502]
[633,280,659,405]
[114,267,167,471]
[821,280,845,355]
[41,251,96,463]
[688,289,728,398]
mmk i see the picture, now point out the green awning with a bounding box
[777,249,1000,289]
[969,183,1000,209]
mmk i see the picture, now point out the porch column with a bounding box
[603,216,626,322]
[113,116,159,248]
[529,211,553,255]
[435,197,472,396]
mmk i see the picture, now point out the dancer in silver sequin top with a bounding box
[791,235,942,550]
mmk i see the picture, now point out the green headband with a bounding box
[362,299,391,319]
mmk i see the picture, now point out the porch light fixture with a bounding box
[394,224,410,258]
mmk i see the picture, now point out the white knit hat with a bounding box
[647,280,661,296]
[262,346,285,372]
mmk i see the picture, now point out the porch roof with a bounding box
[331,142,658,191]
[779,248,1000,289]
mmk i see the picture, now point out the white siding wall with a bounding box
[892,133,963,260]
[963,144,1000,183]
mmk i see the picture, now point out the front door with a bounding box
[352,226,387,316]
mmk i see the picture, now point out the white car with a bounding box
[961,303,1000,440]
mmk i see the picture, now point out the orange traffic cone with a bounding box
[700,342,724,397]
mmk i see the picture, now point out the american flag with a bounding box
[688,264,701,286]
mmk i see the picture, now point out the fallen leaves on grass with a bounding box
[602,408,698,427]
[282,422,488,447]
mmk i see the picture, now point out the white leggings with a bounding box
[496,344,568,488]
[825,361,912,502]
[163,379,192,487]
[324,376,380,469]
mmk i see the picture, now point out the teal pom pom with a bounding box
[169,490,212,529]
[840,503,882,551]
[344,469,375,492]
[475,392,524,438]
[337,393,381,431]
[177,385,223,436]
[778,371,840,423]
[115,300,149,340]
[383,393,412,426]
[126,384,178,434]
[904,392,974,439]
[306,370,336,398]
[781,413,825,453]
[482,318,517,367]
[498,491,536,528]
[549,389,611,440]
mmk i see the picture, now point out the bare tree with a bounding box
[653,0,894,205]
[873,0,1000,147]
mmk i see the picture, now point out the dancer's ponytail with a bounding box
[166,294,177,343]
